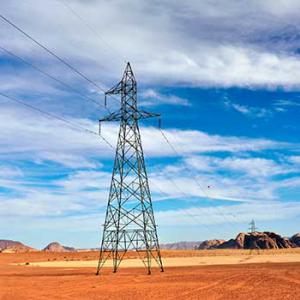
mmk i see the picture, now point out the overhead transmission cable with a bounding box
[57,0,127,64]
[0,92,114,149]
[158,128,240,231]
[0,45,111,113]
[149,179,224,236]
[0,13,238,231]
[0,14,119,106]
[50,0,238,230]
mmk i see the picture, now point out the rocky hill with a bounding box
[198,239,226,250]
[43,242,76,252]
[0,239,37,253]
[290,233,300,246]
[198,232,299,250]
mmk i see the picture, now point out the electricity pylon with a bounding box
[96,63,164,275]
[248,220,260,255]
[249,219,257,233]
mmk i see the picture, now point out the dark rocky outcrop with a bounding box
[198,232,297,250]
[217,238,239,249]
[290,233,300,246]
[198,239,226,249]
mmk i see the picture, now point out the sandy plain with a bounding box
[1,249,300,300]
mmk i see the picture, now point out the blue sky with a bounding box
[0,0,300,249]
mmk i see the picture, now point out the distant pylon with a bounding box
[248,219,260,255]
[249,219,257,233]
[96,63,164,275]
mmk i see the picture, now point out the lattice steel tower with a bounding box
[249,219,257,233]
[96,63,164,275]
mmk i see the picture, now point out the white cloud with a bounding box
[150,153,300,203]
[54,170,111,193]
[224,101,272,118]
[0,193,84,217]
[37,152,101,169]
[0,166,23,178]
[0,105,114,162]
[0,104,288,167]
[275,99,300,107]
[0,103,297,217]
[140,89,190,106]
[0,169,112,217]
[288,156,300,164]
[156,201,300,226]
[185,155,292,177]
[273,99,300,112]
[1,0,300,90]
[141,127,288,156]
[150,168,276,203]
[219,157,289,177]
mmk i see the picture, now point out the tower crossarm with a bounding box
[105,81,123,96]
[100,109,160,123]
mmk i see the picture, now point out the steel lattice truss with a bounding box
[96,63,164,275]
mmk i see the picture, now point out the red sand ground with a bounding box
[1,250,300,300]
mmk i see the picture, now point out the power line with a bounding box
[158,128,240,231]
[151,161,239,234]
[149,178,224,236]
[0,14,109,95]
[57,0,127,64]
[159,128,211,198]
[0,13,123,108]
[0,45,111,112]
[142,126,239,234]
[0,91,114,149]
[0,11,237,231]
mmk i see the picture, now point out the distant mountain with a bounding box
[160,241,201,250]
[43,242,76,252]
[0,239,37,253]
[197,232,298,250]
[2,232,299,253]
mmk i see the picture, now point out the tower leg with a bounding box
[145,241,151,275]
[96,234,106,275]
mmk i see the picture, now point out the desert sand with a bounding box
[19,252,300,268]
[1,249,300,299]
